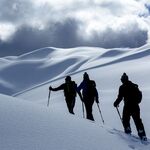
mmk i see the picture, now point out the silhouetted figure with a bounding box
[114,73,147,141]
[49,76,77,114]
[77,72,99,121]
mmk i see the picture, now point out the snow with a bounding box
[0,44,150,150]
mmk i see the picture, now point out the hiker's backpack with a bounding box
[85,80,97,97]
[130,83,142,104]
[65,81,77,97]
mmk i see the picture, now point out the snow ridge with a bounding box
[0,45,150,95]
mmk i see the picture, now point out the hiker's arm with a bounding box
[77,82,84,101]
[95,88,99,103]
[49,84,64,91]
[114,86,123,107]
[77,82,83,92]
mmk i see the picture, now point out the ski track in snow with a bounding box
[107,128,150,149]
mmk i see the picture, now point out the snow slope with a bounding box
[0,94,150,150]
[0,44,150,150]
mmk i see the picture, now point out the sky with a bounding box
[0,0,150,57]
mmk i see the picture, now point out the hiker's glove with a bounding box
[113,101,118,107]
[95,98,99,103]
[49,86,53,91]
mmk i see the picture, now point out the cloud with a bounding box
[145,3,150,14]
[86,25,148,48]
[0,0,34,23]
[0,0,150,56]
[0,19,83,56]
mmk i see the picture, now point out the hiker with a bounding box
[113,73,147,141]
[77,72,99,121]
[49,76,77,114]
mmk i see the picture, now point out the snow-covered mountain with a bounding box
[0,44,150,150]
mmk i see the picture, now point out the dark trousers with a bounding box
[122,104,146,138]
[83,97,94,121]
[65,96,76,114]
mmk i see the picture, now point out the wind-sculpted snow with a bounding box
[100,49,126,57]
[0,45,150,95]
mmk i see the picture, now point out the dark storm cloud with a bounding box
[0,17,148,57]
[85,26,148,48]
[0,19,83,56]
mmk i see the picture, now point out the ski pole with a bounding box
[82,101,85,118]
[78,91,85,118]
[116,107,123,124]
[97,103,104,124]
[47,90,51,107]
